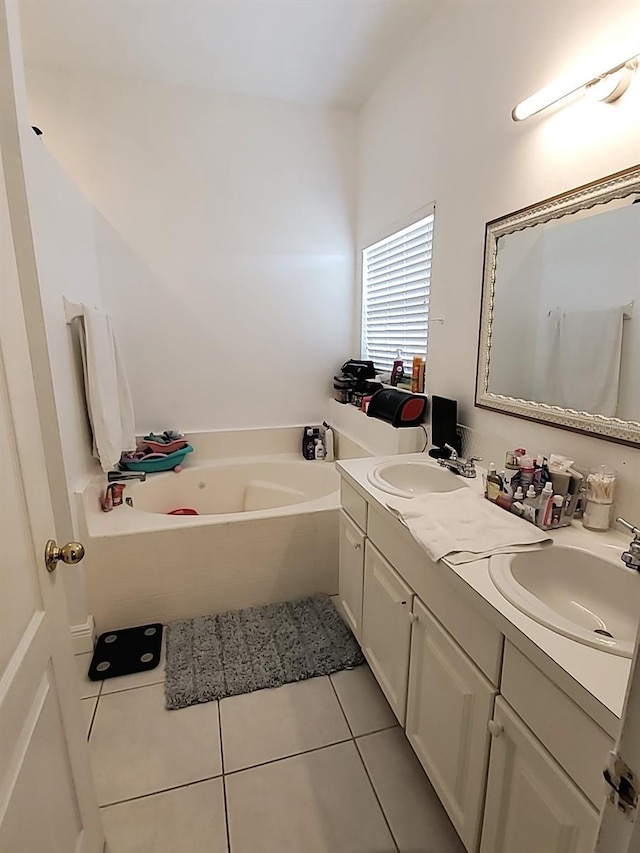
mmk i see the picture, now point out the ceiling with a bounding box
[19,0,439,109]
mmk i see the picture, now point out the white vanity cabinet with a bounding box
[338,510,365,640]
[362,541,413,724]
[337,470,614,853]
[406,598,497,852]
[480,698,599,853]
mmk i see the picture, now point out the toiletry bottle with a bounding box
[496,492,513,511]
[111,483,126,507]
[314,437,325,460]
[486,463,502,501]
[500,470,512,497]
[524,485,537,506]
[303,427,317,460]
[538,482,554,527]
[513,486,524,503]
[322,422,335,462]
[519,456,535,488]
[411,356,421,393]
[418,358,425,393]
[390,359,404,386]
[551,495,563,525]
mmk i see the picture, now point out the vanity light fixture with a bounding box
[512,42,639,121]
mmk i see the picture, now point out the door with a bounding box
[362,541,413,724]
[595,618,640,852]
[0,2,103,850]
[406,598,496,852]
[338,510,365,640]
[481,698,599,853]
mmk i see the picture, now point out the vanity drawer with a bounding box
[501,642,613,807]
[368,504,503,686]
[340,480,368,532]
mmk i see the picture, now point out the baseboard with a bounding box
[71,614,95,655]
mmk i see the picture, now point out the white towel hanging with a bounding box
[72,303,136,471]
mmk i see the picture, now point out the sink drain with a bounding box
[594,629,614,638]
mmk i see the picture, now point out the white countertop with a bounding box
[337,453,634,737]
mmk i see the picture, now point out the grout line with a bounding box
[98,773,223,809]
[97,677,166,699]
[328,675,355,739]
[354,737,400,853]
[87,695,99,741]
[327,675,400,852]
[218,702,232,853]
[223,737,354,778]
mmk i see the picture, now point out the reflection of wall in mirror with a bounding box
[489,229,543,398]
[533,204,639,421]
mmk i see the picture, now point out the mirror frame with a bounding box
[475,164,640,447]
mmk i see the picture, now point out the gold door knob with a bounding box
[44,539,86,573]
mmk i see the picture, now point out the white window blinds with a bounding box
[361,212,434,373]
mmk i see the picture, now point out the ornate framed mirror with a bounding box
[476,165,640,446]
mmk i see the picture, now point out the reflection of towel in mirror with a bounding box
[542,307,625,416]
[75,305,136,471]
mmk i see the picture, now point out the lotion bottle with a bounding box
[486,463,502,501]
[322,422,335,462]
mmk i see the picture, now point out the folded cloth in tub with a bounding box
[386,488,551,564]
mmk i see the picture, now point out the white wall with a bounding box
[25,69,357,434]
[356,0,640,519]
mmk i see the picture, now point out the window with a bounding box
[361,211,434,373]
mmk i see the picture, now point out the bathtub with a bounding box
[79,452,340,631]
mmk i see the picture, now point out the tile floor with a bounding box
[77,648,465,853]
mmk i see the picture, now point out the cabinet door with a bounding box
[480,698,599,853]
[362,541,413,725]
[406,598,496,852]
[338,510,365,640]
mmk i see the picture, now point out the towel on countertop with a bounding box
[75,305,136,472]
[387,488,551,564]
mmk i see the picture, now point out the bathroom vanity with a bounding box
[337,455,634,853]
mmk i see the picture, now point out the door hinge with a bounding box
[604,751,638,817]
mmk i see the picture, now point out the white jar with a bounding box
[583,499,612,532]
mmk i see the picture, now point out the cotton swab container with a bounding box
[583,466,617,531]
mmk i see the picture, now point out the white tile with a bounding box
[226,741,395,853]
[100,636,166,695]
[75,652,100,699]
[357,728,465,853]
[220,676,351,773]
[90,683,221,805]
[81,697,98,738]
[101,778,228,853]
[330,665,397,736]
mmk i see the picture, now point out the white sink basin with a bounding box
[367,459,468,498]
[489,545,640,656]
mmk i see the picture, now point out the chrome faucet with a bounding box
[107,470,146,483]
[437,444,482,478]
[616,517,640,571]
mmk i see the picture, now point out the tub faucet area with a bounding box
[107,470,146,483]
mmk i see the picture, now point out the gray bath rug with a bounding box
[164,593,364,710]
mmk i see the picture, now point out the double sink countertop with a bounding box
[337,454,634,738]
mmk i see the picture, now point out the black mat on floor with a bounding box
[165,594,364,709]
[88,623,163,681]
